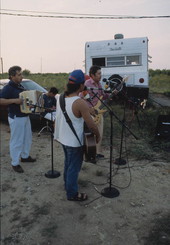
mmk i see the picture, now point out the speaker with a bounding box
[126,86,149,99]
[155,115,170,139]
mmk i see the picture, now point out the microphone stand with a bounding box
[30,103,60,179]
[114,100,127,166]
[45,110,60,178]
[91,90,138,198]
[112,88,149,165]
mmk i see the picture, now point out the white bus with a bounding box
[85,34,150,99]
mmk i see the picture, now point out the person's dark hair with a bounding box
[49,87,58,94]
[8,66,22,79]
[89,65,101,77]
[65,83,82,96]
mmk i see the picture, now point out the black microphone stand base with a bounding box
[101,187,120,198]
[45,170,61,179]
[114,158,127,165]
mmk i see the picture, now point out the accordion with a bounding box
[19,90,45,114]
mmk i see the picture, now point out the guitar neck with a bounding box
[97,92,115,110]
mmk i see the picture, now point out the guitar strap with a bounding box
[59,93,82,146]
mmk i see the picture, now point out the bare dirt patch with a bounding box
[1,122,170,245]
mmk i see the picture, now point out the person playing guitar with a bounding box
[54,69,100,201]
[80,65,111,159]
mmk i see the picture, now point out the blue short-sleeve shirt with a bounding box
[43,94,56,110]
[0,80,28,118]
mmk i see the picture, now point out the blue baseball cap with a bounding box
[68,69,85,84]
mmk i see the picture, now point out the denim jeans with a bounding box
[62,145,83,199]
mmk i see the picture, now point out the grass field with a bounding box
[1,69,170,94]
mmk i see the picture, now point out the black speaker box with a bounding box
[155,115,170,139]
[126,86,149,99]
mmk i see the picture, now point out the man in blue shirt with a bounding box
[0,66,36,173]
[43,87,58,109]
[43,87,58,121]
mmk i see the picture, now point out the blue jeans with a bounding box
[62,145,83,199]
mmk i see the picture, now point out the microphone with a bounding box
[103,78,109,83]
[102,78,110,90]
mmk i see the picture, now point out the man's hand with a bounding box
[72,99,100,143]
[89,107,98,117]
[15,98,23,105]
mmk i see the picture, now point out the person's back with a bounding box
[55,95,84,147]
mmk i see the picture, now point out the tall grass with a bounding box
[0,73,68,92]
[25,73,68,92]
[149,74,170,94]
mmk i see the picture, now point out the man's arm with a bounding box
[0,98,22,105]
[0,86,23,105]
[73,99,100,143]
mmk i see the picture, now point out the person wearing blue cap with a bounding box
[54,69,100,201]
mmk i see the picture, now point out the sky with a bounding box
[0,0,170,73]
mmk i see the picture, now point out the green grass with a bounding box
[149,74,170,94]
[103,103,170,161]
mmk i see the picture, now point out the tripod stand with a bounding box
[91,91,138,198]
[38,117,52,136]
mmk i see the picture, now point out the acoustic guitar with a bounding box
[93,96,107,125]
[84,125,97,163]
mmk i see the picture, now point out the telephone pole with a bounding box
[0,57,3,75]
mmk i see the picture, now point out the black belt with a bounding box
[9,114,28,119]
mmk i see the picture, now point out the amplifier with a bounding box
[125,86,149,99]
[155,115,170,139]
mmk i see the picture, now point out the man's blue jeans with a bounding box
[62,145,83,199]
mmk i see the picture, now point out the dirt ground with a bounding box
[0,121,170,245]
